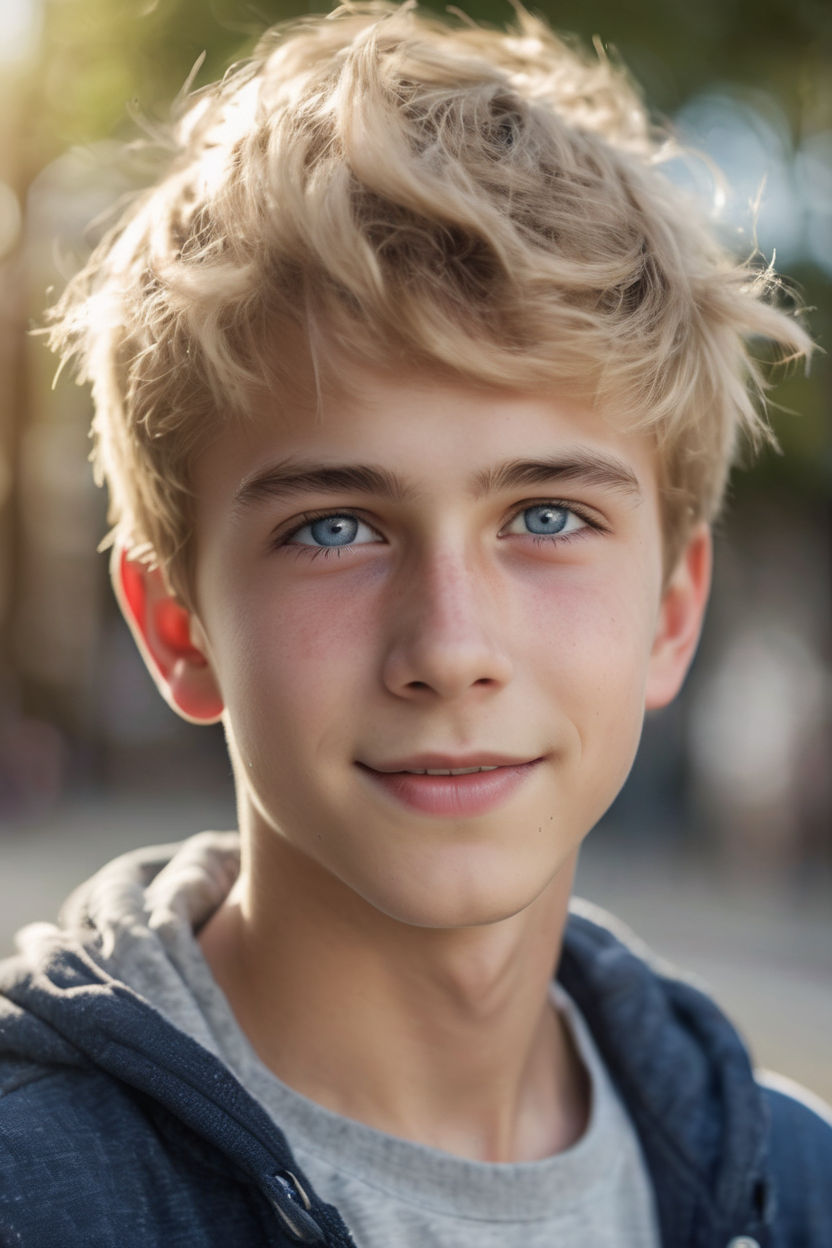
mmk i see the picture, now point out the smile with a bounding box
[401,765,500,776]
[357,757,542,817]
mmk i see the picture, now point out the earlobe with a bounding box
[644,525,712,711]
[113,548,225,725]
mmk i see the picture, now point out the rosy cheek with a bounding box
[521,565,624,634]
[520,568,652,687]
[230,577,376,705]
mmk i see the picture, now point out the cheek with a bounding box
[221,572,380,720]
[520,568,658,708]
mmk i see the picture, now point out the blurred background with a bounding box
[0,0,829,1097]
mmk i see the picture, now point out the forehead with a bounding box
[194,365,660,511]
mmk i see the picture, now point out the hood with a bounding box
[560,898,771,1245]
[0,836,353,1246]
[0,836,769,1246]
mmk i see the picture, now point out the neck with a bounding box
[199,830,589,1163]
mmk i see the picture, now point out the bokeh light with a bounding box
[0,0,43,66]
[675,89,810,265]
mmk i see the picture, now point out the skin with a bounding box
[116,363,711,1163]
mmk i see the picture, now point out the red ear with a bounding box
[152,598,208,664]
[645,525,712,711]
[114,549,224,724]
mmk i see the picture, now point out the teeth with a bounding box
[404,766,500,776]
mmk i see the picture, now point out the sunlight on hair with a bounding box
[43,1,812,599]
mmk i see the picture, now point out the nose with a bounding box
[381,548,514,700]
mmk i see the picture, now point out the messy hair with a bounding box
[46,0,810,598]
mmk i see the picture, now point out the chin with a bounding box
[356,851,574,932]
[377,895,527,931]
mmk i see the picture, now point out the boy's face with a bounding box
[132,366,709,930]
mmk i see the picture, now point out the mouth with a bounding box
[388,765,501,776]
[363,753,539,774]
[356,755,543,817]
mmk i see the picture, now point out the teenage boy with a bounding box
[1,4,830,1245]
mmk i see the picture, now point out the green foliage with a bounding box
[30,0,831,151]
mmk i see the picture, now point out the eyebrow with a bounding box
[233,463,407,513]
[232,450,642,514]
[473,453,642,500]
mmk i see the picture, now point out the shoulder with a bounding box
[0,1058,181,1204]
[0,1060,148,1244]
[761,1068,832,1146]
[0,1052,161,1153]
[562,903,832,1241]
[758,1071,832,1241]
[0,1059,269,1247]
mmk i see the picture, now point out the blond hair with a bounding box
[47,0,810,597]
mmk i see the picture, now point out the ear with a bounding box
[112,547,225,725]
[645,524,712,711]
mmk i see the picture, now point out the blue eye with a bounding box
[309,515,358,546]
[288,513,379,548]
[504,504,587,539]
[524,505,568,535]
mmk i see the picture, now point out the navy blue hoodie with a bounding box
[0,844,830,1247]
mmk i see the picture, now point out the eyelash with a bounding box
[272,501,604,557]
[507,501,604,550]
[272,509,377,560]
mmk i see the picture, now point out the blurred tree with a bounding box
[22,0,832,161]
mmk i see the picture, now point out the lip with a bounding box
[357,756,543,817]
[365,752,536,773]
